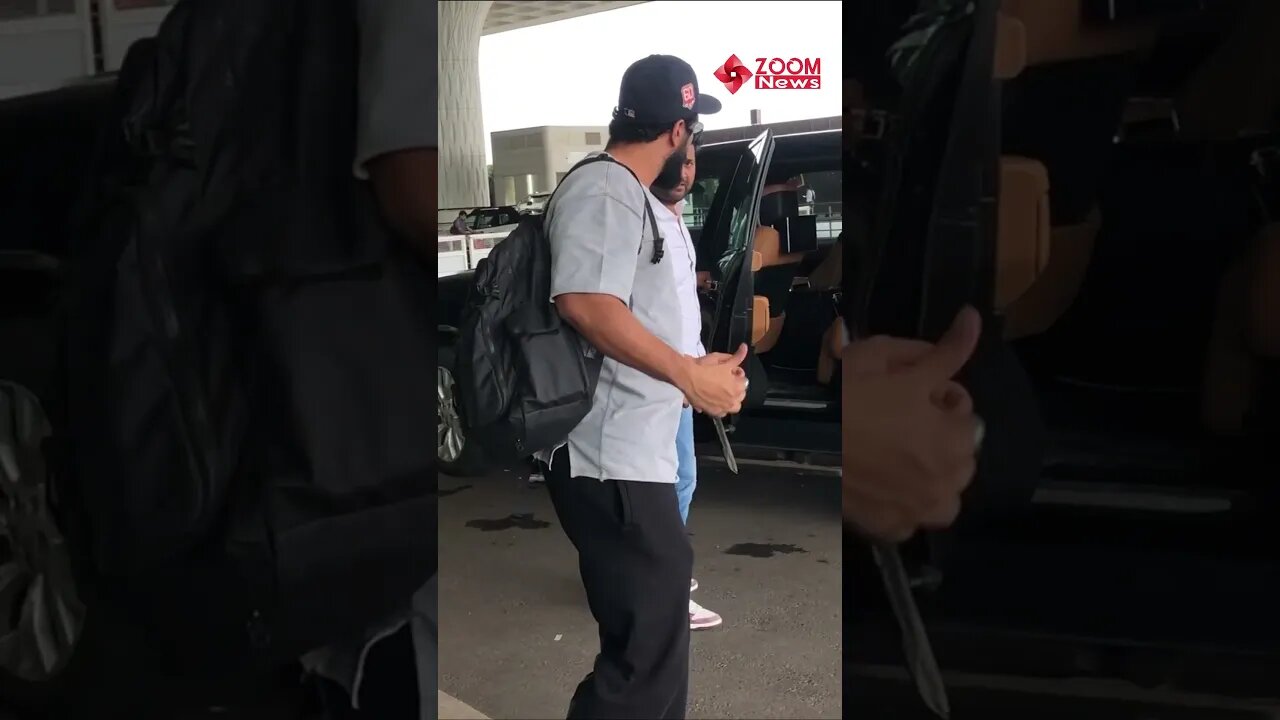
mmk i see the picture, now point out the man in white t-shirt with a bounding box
[649,137,723,631]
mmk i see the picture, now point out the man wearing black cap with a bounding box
[534,55,745,719]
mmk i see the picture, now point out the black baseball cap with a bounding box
[614,54,722,125]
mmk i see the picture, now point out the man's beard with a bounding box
[651,137,689,204]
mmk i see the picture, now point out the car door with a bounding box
[852,0,998,343]
[857,3,1037,536]
[703,129,777,385]
[916,0,999,339]
[844,0,1006,708]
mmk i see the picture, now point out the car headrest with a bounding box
[759,190,799,227]
[1001,0,1158,65]
[994,12,1028,80]
[995,156,1050,312]
[755,226,783,268]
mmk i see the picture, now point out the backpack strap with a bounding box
[554,154,665,265]
[639,193,663,264]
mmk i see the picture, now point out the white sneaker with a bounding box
[690,577,698,593]
[689,599,722,630]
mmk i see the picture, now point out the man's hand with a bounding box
[842,308,984,543]
[696,271,712,290]
[694,346,746,367]
[681,344,749,418]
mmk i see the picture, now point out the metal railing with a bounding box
[437,231,510,277]
[437,202,844,278]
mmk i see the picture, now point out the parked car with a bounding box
[461,205,521,234]
[516,191,552,215]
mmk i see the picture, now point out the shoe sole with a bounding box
[690,616,722,630]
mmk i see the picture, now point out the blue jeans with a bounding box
[675,406,697,524]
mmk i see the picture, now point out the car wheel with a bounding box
[437,346,488,477]
[0,382,88,715]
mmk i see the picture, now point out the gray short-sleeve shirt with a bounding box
[353,0,437,178]
[302,2,438,712]
[541,153,685,483]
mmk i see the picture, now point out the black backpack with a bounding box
[62,0,436,682]
[456,155,661,463]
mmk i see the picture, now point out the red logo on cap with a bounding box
[714,54,752,95]
[680,83,696,110]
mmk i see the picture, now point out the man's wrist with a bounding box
[669,355,696,397]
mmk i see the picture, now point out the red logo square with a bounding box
[680,83,696,110]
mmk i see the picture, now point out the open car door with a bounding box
[853,0,999,343]
[699,129,777,412]
[845,0,1004,714]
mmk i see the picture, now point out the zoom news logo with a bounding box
[714,54,822,94]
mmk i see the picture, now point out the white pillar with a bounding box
[437,0,493,210]
[536,172,557,194]
[498,175,516,206]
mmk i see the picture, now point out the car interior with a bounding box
[846,0,1280,713]
[690,130,845,452]
[991,0,1280,526]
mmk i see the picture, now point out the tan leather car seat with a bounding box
[1202,251,1257,436]
[994,8,1028,81]
[1250,223,1280,358]
[994,156,1051,316]
[1176,0,1280,141]
[1000,0,1159,65]
[991,11,1053,331]
[997,0,1158,338]
[1004,208,1100,339]
[753,224,806,354]
[1201,223,1280,435]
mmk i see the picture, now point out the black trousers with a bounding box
[545,447,694,720]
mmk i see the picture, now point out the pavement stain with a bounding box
[438,484,473,497]
[465,513,552,531]
[724,542,808,558]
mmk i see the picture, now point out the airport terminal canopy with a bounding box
[438,0,648,210]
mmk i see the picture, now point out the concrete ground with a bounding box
[439,691,490,719]
[437,454,842,720]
